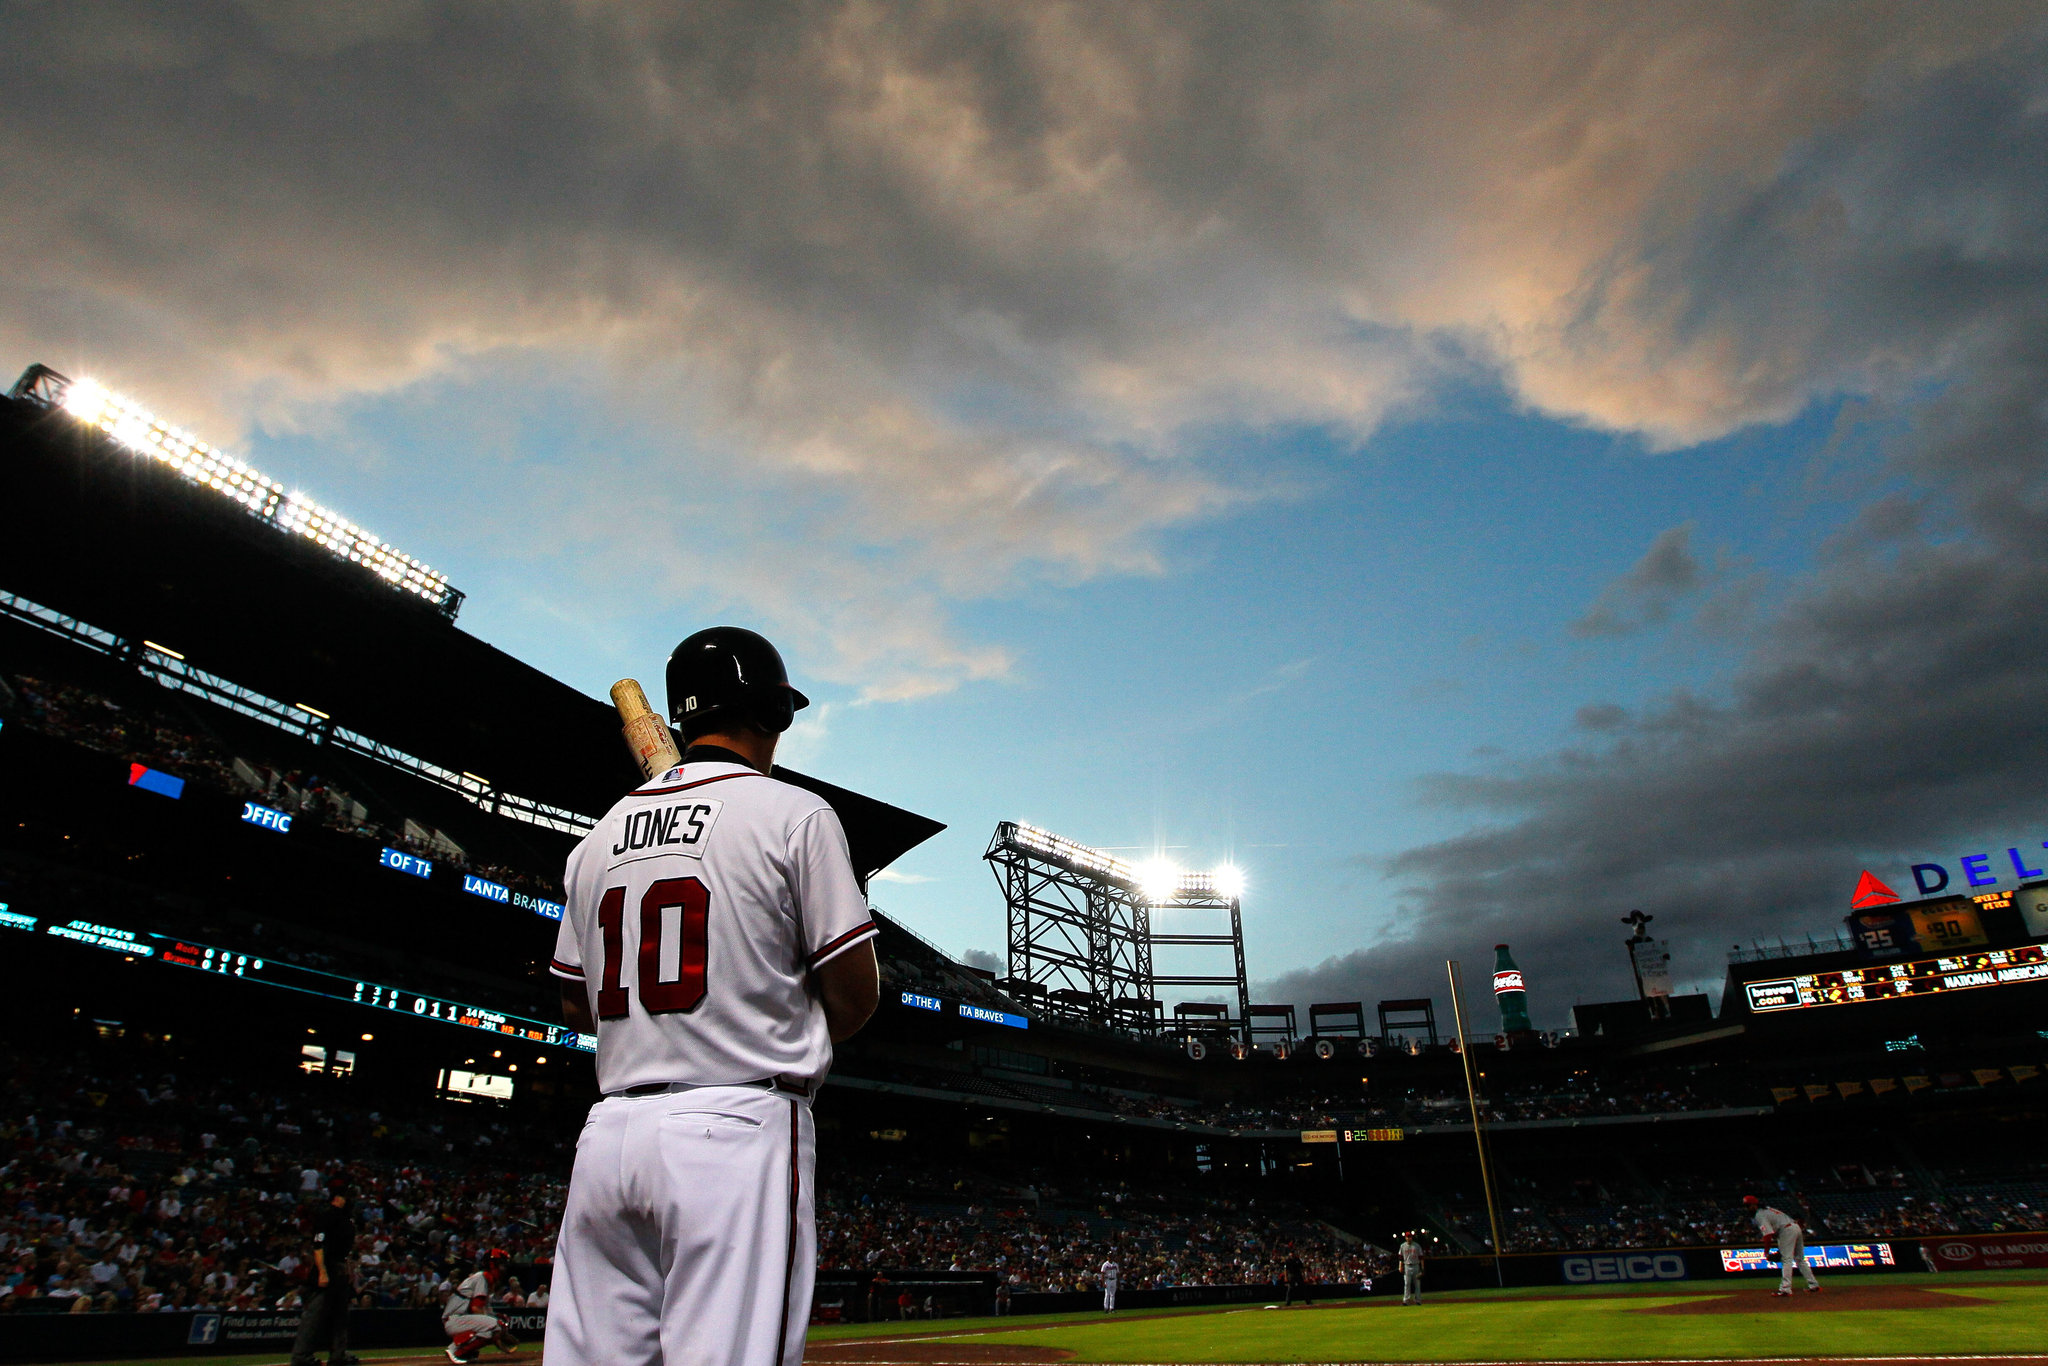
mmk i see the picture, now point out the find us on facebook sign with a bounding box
[1911,843,2048,894]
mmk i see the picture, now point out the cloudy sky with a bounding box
[5,1,2047,1025]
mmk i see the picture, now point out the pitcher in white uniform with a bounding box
[544,628,880,1366]
[1744,1196,1820,1295]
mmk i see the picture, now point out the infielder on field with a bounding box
[1398,1233,1424,1305]
[1099,1257,1119,1312]
[545,628,880,1366]
[1744,1196,1820,1295]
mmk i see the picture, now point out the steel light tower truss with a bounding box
[985,821,1249,1034]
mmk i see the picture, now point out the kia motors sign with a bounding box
[1930,1234,2048,1270]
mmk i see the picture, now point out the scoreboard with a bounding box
[1745,943,2048,1014]
[3,904,592,1053]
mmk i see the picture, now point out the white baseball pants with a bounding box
[543,1086,814,1366]
[1776,1226,1817,1291]
[446,1313,511,1350]
[1102,1281,1117,1312]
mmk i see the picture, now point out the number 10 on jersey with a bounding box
[595,877,709,1018]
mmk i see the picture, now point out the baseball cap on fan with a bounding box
[665,627,810,738]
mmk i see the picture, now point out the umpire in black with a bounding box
[291,1182,359,1366]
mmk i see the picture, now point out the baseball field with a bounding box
[40,1272,2048,1366]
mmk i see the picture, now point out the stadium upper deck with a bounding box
[0,364,941,881]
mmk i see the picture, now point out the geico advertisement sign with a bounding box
[1560,1254,1687,1284]
[1932,1235,2048,1270]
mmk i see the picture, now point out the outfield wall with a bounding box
[12,1235,2040,1362]
[0,1307,551,1364]
[1420,1241,1920,1292]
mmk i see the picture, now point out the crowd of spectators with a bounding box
[1196,1077,1731,1133]
[7,673,558,903]
[850,1066,1748,1136]
[816,1163,1387,1293]
[0,1034,570,1316]
[1428,1179,2048,1253]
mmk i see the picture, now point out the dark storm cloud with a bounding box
[1264,31,2048,1024]
[1570,525,1702,638]
[1,2,2040,695]
[5,4,2048,1003]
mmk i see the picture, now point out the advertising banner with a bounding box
[1560,1253,1687,1284]
[2017,883,2048,939]
[1908,901,1987,952]
[1928,1234,2048,1271]
[1846,908,1914,959]
[1630,939,1673,998]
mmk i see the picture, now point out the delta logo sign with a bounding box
[1852,839,2048,908]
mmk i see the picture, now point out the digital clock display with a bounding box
[1746,943,2048,1013]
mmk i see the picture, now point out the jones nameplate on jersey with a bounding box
[609,799,724,867]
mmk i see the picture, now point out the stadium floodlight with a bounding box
[295,703,330,720]
[140,640,185,661]
[1009,821,1138,884]
[47,373,462,618]
[998,822,1247,904]
[1134,857,1182,905]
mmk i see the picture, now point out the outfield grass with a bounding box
[943,1277,2048,1362]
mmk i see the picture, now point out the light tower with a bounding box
[984,821,1249,1033]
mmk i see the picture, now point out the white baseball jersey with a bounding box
[545,754,869,1366]
[1754,1207,1797,1237]
[549,760,875,1093]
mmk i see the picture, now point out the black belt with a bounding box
[613,1077,811,1098]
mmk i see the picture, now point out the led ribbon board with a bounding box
[1746,943,2048,1013]
[54,377,460,617]
[3,910,591,1052]
[1721,1244,1895,1272]
[958,1002,1028,1029]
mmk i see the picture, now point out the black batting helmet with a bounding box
[665,627,810,739]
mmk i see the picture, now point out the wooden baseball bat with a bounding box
[610,678,682,781]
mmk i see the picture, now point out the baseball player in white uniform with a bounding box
[1744,1196,1820,1295]
[1099,1258,1119,1312]
[544,629,880,1366]
[1398,1234,1424,1304]
[443,1250,519,1362]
